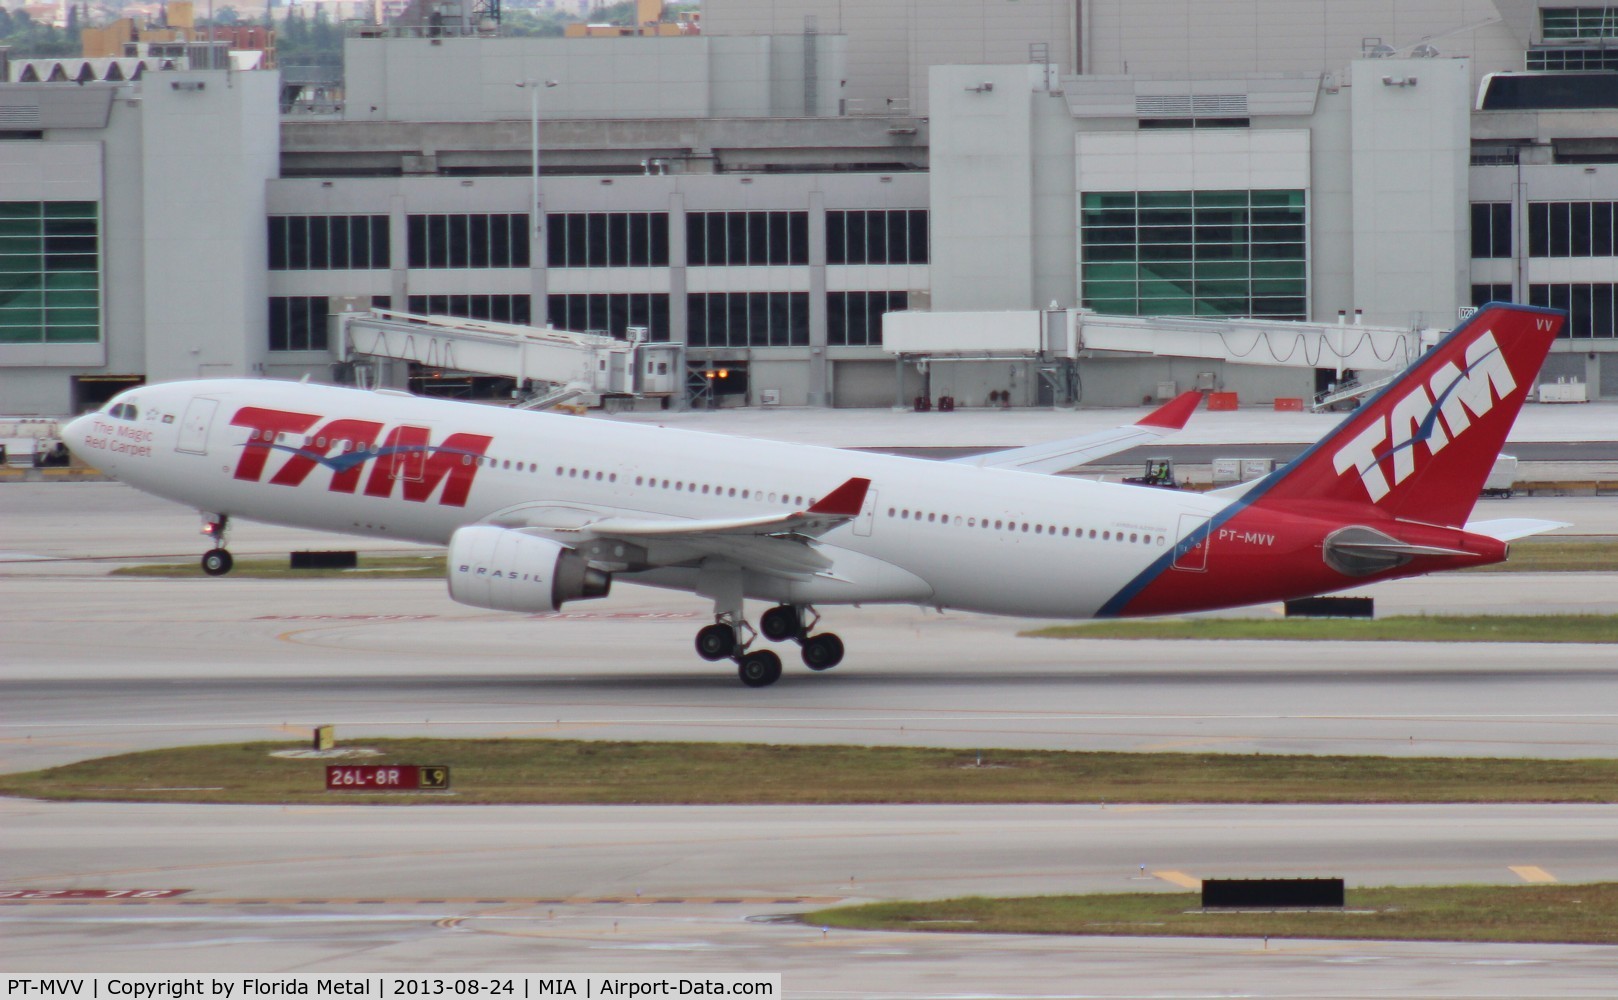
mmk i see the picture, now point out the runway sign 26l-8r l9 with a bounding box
[325,765,450,791]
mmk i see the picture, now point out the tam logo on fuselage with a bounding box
[1330,330,1518,503]
[229,406,492,507]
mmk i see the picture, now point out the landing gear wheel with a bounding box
[759,604,801,642]
[695,623,737,661]
[737,649,783,688]
[201,548,234,577]
[800,632,844,671]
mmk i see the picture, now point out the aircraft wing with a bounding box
[581,476,870,540]
[948,391,1202,475]
[556,477,871,581]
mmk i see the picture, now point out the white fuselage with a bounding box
[68,379,1226,618]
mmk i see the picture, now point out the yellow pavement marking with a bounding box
[1153,870,1202,889]
[1510,865,1558,883]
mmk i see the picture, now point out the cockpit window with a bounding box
[108,403,139,420]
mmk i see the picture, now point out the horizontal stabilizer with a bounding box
[950,391,1202,475]
[1463,518,1571,542]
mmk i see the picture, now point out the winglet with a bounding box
[807,477,871,517]
[1136,390,1203,431]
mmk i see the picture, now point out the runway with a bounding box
[4,482,1618,992]
[6,798,1618,996]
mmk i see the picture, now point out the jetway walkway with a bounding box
[334,309,682,406]
[884,308,1431,373]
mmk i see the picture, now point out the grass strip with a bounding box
[5,740,1618,805]
[1463,537,1618,573]
[806,883,1618,945]
[110,554,446,579]
[1024,614,1618,642]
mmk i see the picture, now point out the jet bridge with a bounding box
[881,308,1438,409]
[334,309,682,407]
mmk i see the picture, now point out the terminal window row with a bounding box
[268,295,329,352]
[1528,46,1618,70]
[1471,283,1513,309]
[548,212,671,268]
[828,290,907,347]
[1528,283,1618,337]
[827,210,929,265]
[687,291,809,347]
[0,201,100,345]
[1471,203,1512,259]
[406,294,532,326]
[1541,7,1618,38]
[268,215,390,271]
[547,292,671,341]
[406,214,530,269]
[1528,201,1618,257]
[687,211,810,267]
[268,209,927,271]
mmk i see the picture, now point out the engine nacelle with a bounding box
[447,526,611,613]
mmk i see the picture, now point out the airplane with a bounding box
[61,302,1567,688]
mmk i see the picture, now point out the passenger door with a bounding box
[175,397,219,456]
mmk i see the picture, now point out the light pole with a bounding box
[516,79,559,243]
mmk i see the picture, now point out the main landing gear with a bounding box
[695,604,844,688]
[200,513,233,577]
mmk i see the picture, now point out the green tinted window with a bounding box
[0,203,100,345]
[1079,189,1306,320]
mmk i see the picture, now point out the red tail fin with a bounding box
[1256,304,1564,527]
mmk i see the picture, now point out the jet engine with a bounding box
[447,525,611,613]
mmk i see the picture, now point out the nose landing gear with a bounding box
[200,513,233,576]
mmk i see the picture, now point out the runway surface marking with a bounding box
[1153,870,1203,889]
[1509,865,1559,883]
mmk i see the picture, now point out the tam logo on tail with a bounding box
[1250,304,1562,529]
[1331,329,1519,503]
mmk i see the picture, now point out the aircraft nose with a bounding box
[60,413,94,459]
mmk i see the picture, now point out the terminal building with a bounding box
[3,0,1617,415]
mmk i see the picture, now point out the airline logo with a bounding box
[1330,328,1522,503]
[228,406,492,506]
